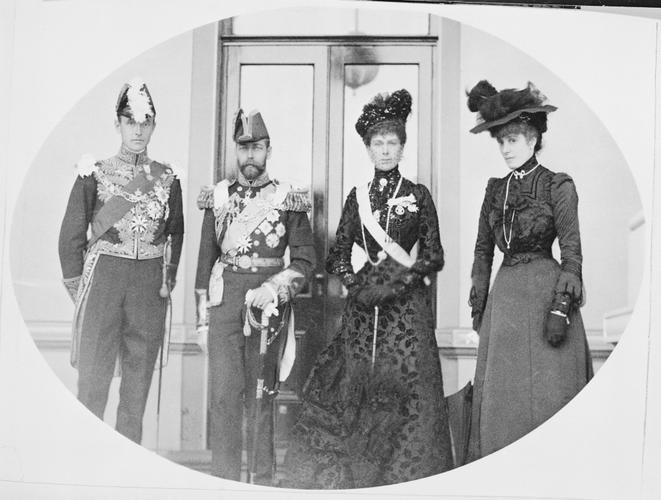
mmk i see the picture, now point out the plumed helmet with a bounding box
[115,77,156,123]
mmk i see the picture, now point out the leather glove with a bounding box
[468,286,487,334]
[356,284,397,308]
[472,311,483,333]
[555,271,582,305]
[166,264,178,292]
[195,289,209,333]
[544,310,569,347]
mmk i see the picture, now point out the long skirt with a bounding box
[467,257,593,461]
[284,260,453,489]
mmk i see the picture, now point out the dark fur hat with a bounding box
[355,89,412,139]
[467,80,556,134]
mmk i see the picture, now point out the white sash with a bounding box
[355,182,431,286]
[355,183,416,268]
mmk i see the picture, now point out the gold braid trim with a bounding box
[197,186,215,209]
[280,189,312,213]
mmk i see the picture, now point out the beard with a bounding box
[238,160,266,180]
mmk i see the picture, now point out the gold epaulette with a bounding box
[281,187,312,212]
[197,185,215,210]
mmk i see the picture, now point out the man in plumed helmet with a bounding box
[58,78,184,443]
[195,109,315,483]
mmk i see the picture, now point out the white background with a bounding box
[1,0,660,499]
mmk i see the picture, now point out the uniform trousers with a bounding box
[77,255,166,443]
[208,269,284,484]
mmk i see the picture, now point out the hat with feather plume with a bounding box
[467,80,556,134]
[355,88,412,139]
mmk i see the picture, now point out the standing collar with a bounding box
[237,170,271,188]
[373,165,401,182]
[513,155,538,175]
[117,145,150,165]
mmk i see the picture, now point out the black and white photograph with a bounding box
[2,1,661,499]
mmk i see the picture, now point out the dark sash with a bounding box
[88,162,167,246]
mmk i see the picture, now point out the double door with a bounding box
[218,39,434,436]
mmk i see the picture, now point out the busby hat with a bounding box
[233,109,269,143]
[355,88,412,139]
[115,77,156,124]
[467,80,556,134]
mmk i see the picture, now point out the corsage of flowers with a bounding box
[387,193,418,216]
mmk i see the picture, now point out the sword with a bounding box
[156,237,172,449]
[248,307,271,485]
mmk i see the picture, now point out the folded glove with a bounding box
[555,271,582,305]
[544,310,569,348]
[195,289,209,334]
[166,263,178,292]
[355,284,397,308]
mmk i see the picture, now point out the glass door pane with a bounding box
[342,64,419,199]
[239,65,314,190]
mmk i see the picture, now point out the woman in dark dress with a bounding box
[465,81,593,462]
[284,89,453,488]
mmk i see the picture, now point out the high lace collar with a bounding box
[117,144,150,165]
[237,169,271,188]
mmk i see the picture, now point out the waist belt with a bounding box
[502,251,552,266]
[220,254,284,270]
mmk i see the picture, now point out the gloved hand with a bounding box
[555,271,582,305]
[544,310,569,347]
[246,284,278,310]
[195,289,209,333]
[471,311,483,333]
[468,286,487,334]
[355,284,397,308]
[166,264,178,292]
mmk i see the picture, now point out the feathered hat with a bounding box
[355,88,412,139]
[233,109,269,143]
[467,80,556,134]
[115,77,156,124]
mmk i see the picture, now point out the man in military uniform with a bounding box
[195,109,315,483]
[58,78,184,444]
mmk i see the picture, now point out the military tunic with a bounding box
[195,171,315,483]
[58,146,184,443]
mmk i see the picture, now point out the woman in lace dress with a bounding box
[465,81,593,462]
[284,89,453,488]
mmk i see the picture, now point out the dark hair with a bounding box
[362,119,407,146]
[489,112,547,152]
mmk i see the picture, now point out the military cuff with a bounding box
[62,276,81,302]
